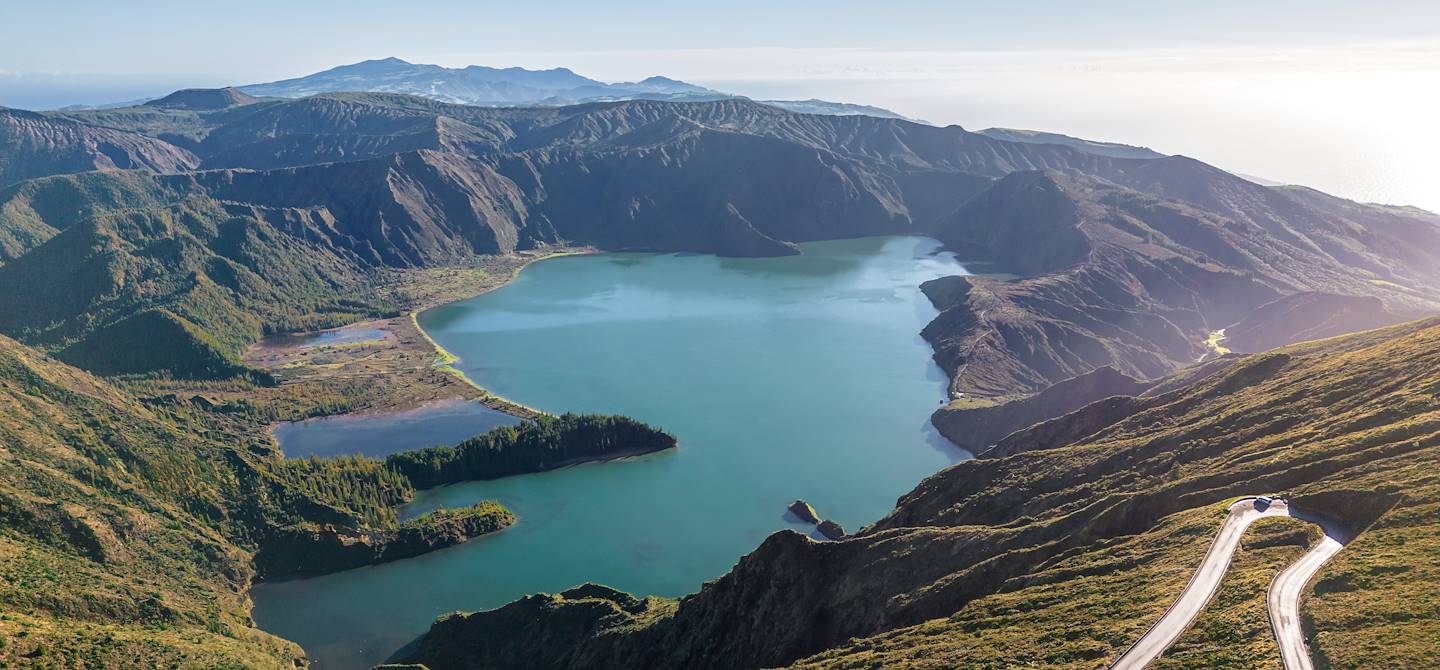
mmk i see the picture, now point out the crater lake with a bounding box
[251,236,972,668]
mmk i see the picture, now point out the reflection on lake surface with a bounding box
[273,399,521,460]
[252,236,971,669]
[258,327,389,350]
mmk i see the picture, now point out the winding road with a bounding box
[1267,512,1347,670]
[1109,497,1348,670]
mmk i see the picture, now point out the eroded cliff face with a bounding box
[0,108,199,188]
[402,318,1440,670]
[920,253,1273,397]
[918,167,1440,402]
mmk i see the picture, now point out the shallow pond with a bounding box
[258,326,390,350]
[273,399,521,460]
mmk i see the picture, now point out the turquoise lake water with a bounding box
[251,236,971,668]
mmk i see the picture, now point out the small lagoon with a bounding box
[273,400,521,460]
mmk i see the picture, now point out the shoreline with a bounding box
[409,248,603,421]
[248,235,967,668]
[408,310,548,420]
[245,247,598,430]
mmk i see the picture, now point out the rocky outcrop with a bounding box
[918,274,972,311]
[786,500,844,540]
[404,583,666,669]
[931,366,1152,454]
[787,500,822,525]
[253,503,514,580]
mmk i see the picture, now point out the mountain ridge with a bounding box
[237,58,927,122]
[2,64,1440,670]
[4,94,1438,388]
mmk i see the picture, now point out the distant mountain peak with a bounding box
[235,59,905,119]
[145,87,259,110]
[349,56,412,68]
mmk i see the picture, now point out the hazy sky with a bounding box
[3,1,1439,76]
[2,1,1438,209]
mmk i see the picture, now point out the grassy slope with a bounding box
[791,319,1440,669]
[0,335,301,667]
[788,512,1311,669]
[0,324,680,666]
[1304,464,1440,668]
[0,182,388,379]
[0,331,501,666]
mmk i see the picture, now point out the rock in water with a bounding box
[788,499,822,525]
[816,520,846,540]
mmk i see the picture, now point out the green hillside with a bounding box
[0,330,673,665]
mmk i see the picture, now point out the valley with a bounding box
[0,73,1437,670]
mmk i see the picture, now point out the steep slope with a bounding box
[1223,291,1413,353]
[404,317,1440,670]
[4,95,1437,385]
[0,107,197,187]
[0,169,184,264]
[189,150,531,262]
[0,333,304,667]
[0,180,385,377]
[921,169,1440,399]
[192,95,513,170]
[924,171,1278,397]
[1100,156,1440,312]
[929,365,1153,454]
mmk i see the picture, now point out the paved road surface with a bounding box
[1110,498,1291,670]
[1268,512,1347,670]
